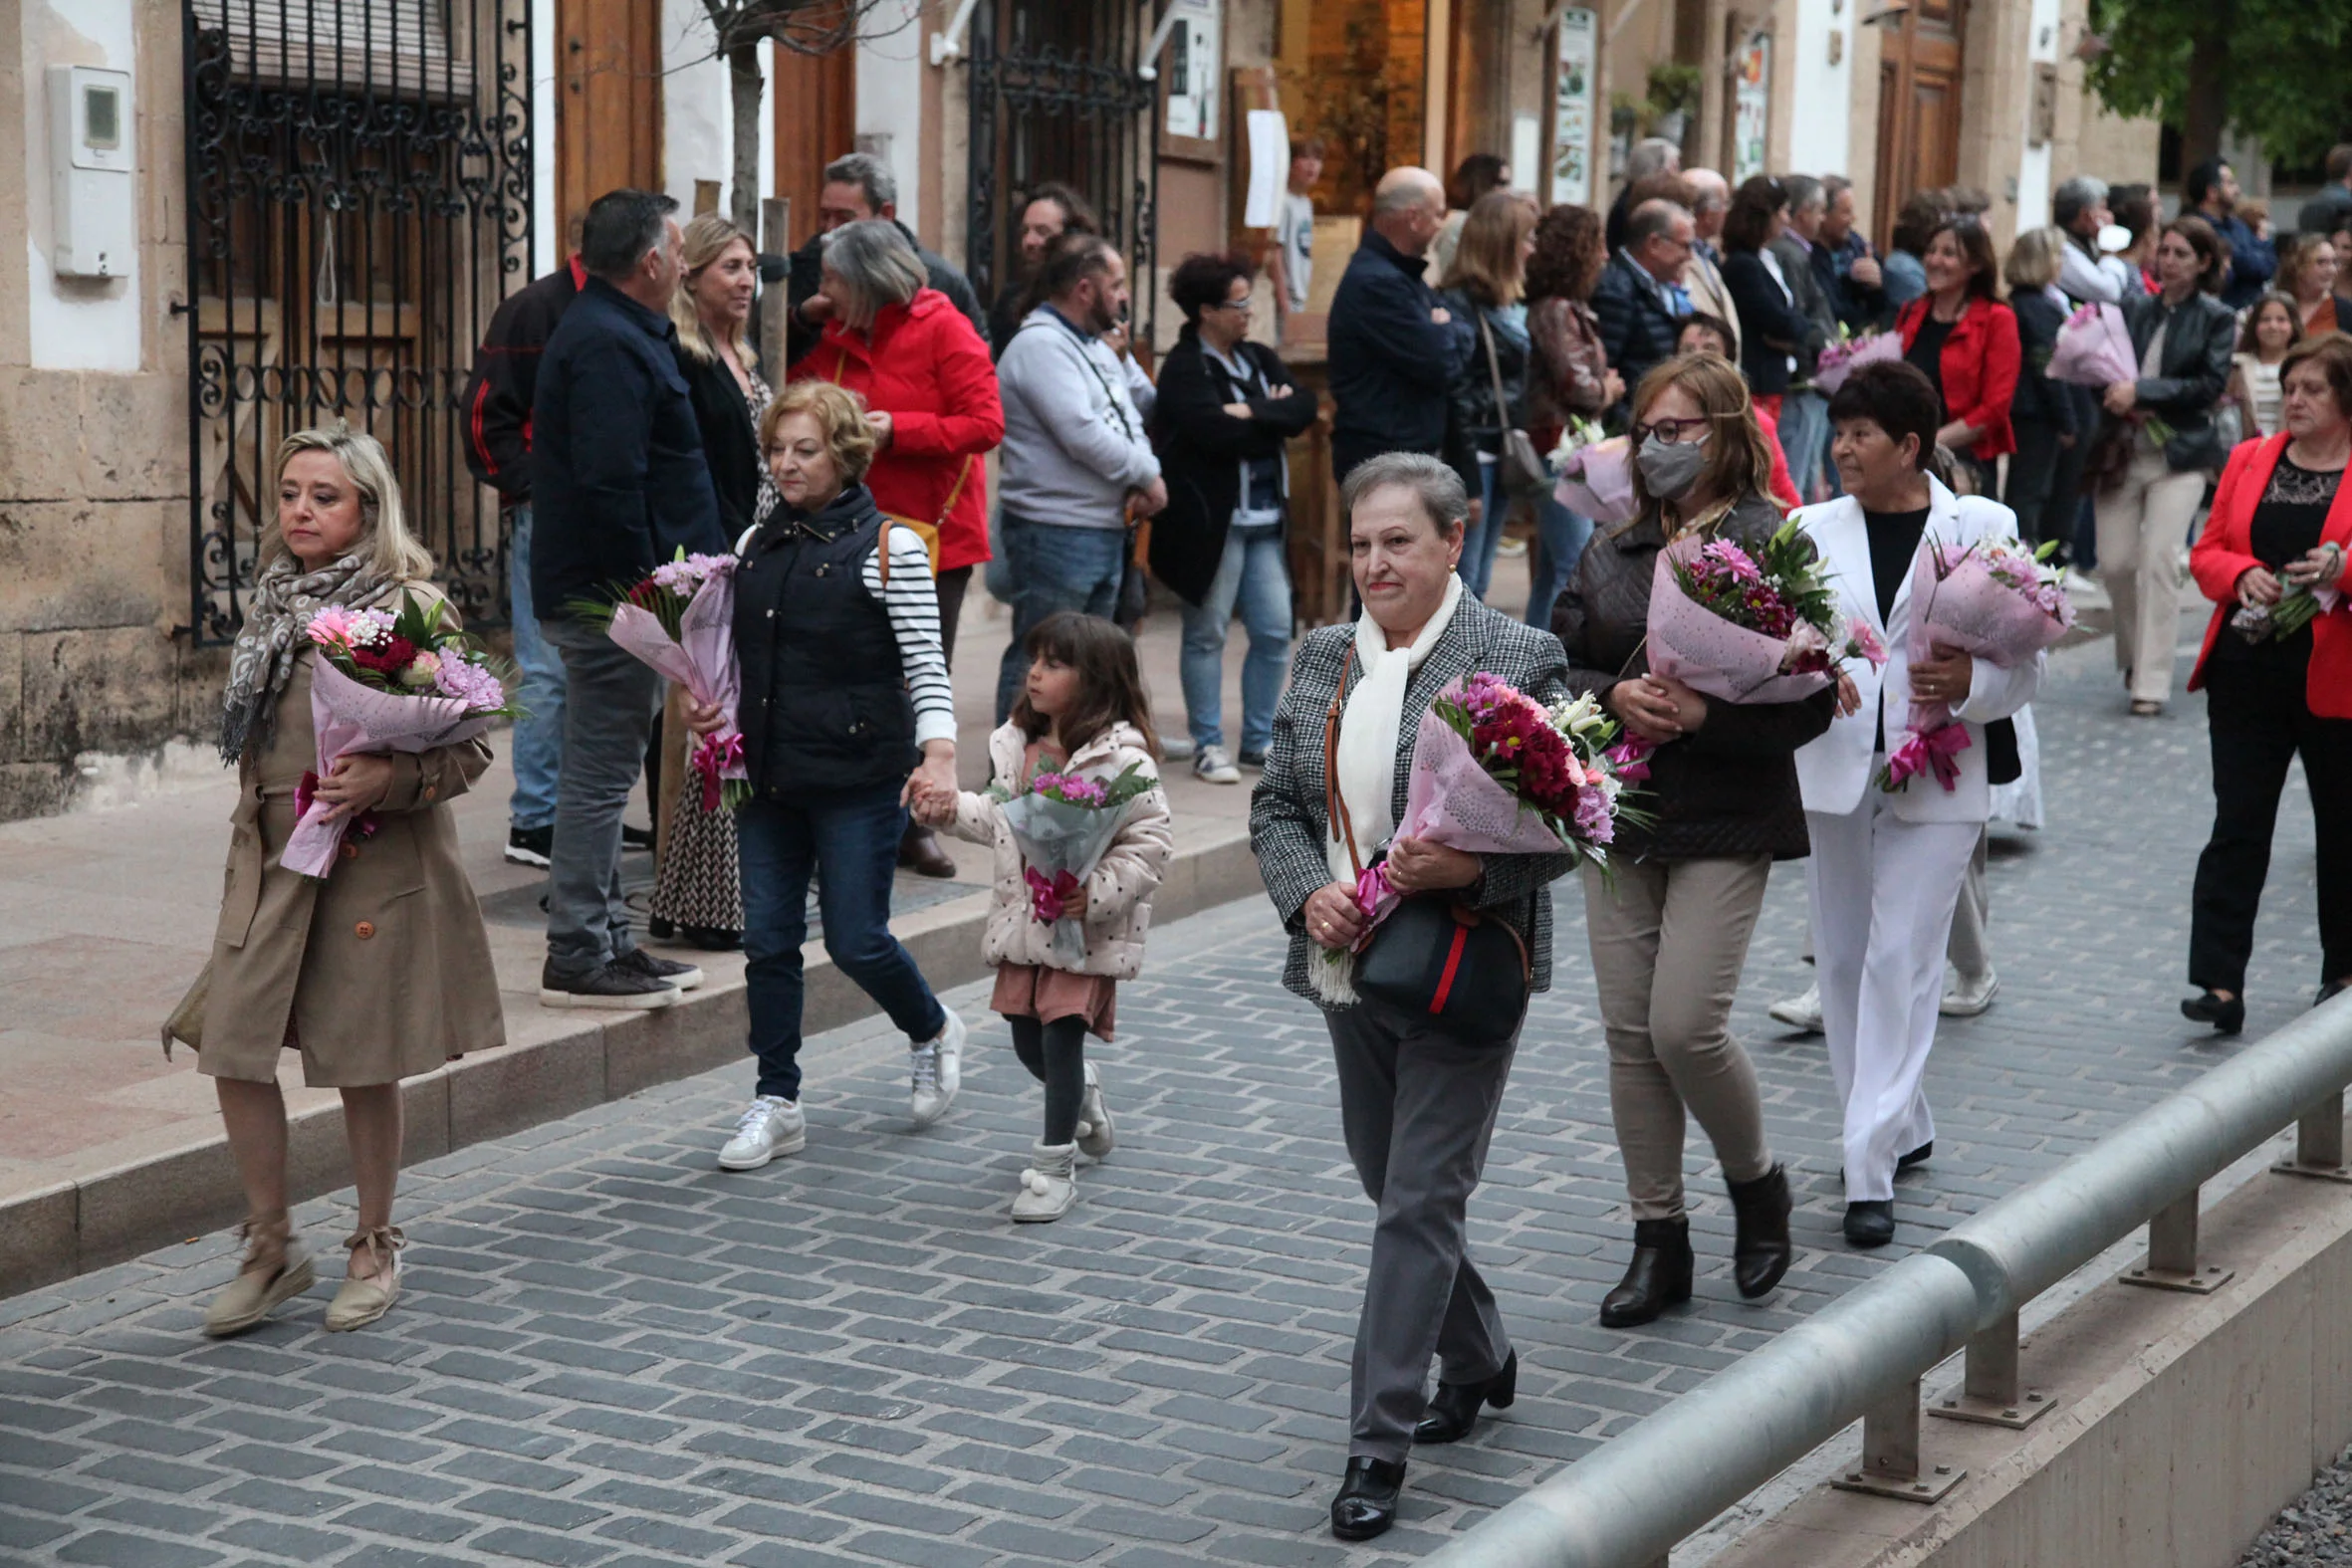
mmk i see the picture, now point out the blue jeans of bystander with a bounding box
[1178,522,1293,757]
[505,502,568,830]
[1777,389,1830,503]
[1525,496,1594,632]
[994,514,1129,723]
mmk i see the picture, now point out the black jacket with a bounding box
[674,345,764,539]
[2008,288,2080,438]
[1721,248,1817,397]
[1589,252,1683,416]
[1327,230,1474,470]
[2119,289,2236,472]
[1552,494,1834,862]
[1441,291,1529,498]
[1147,329,1317,606]
[461,257,584,498]
[528,278,728,616]
[1811,236,1885,334]
[784,220,988,369]
[1768,235,1837,374]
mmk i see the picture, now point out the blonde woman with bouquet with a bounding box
[170,423,504,1338]
[1552,353,1834,1328]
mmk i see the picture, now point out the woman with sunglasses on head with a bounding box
[1552,352,1829,1326]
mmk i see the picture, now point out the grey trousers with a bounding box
[543,616,662,981]
[1326,994,1518,1463]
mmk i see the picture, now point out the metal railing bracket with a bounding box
[1928,1309,2058,1429]
[2120,1188,2234,1293]
[2272,1091,2352,1183]
[1829,1379,1967,1503]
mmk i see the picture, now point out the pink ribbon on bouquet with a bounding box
[1604,737,1656,782]
[1884,723,1972,792]
[690,731,745,812]
[1025,867,1082,923]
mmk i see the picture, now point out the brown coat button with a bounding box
[341,842,359,861]
[354,921,376,939]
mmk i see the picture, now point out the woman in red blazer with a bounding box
[2181,333,2352,1034]
[1894,218,2020,490]
[794,220,1005,655]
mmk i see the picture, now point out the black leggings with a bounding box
[1007,1014,1088,1146]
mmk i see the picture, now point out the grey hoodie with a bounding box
[996,306,1161,529]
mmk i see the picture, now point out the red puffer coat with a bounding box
[792,289,1004,572]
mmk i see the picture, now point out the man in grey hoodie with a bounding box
[992,234,1168,722]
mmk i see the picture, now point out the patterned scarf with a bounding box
[216,552,393,764]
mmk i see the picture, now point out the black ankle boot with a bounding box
[1599,1219,1693,1328]
[1413,1350,1517,1445]
[1725,1165,1792,1300]
[1329,1456,1406,1541]
[2182,991,2245,1035]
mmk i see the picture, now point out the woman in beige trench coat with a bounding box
[173,423,505,1338]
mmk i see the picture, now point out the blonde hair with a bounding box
[760,380,877,484]
[1441,189,1538,307]
[1626,353,1782,524]
[669,212,759,366]
[262,422,434,579]
[2003,226,2064,293]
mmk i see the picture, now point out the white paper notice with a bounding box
[1244,109,1288,229]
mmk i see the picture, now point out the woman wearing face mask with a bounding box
[1551,353,1831,1326]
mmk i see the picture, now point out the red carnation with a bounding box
[350,635,417,674]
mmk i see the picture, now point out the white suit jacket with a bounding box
[1793,480,2045,823]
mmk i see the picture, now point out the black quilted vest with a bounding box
[732,484,916,799]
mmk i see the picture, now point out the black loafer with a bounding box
[1413,1350,1517,1445]
[1844,1200,1896,1248]
[1329,1456,1406,1541]
[1898,1140,1933,1173]
[2316,980,2349,1009]
[2182,991,2245,1035]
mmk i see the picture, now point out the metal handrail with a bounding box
[1421,995,2352,1568]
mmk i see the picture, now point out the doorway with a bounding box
[1872,0,1967,250]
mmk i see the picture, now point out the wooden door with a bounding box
[556,0,663,245]
[1873,0,1966,251]
[773,43,857,257]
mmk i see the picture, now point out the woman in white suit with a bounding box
[1796,360,2044,1248]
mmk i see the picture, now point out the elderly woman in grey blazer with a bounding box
[1250,451,1578,1543]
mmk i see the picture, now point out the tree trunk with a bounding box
[2178,1,2232,175]
[729,40,765,237]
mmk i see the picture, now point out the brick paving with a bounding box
[0,608,2330,1568]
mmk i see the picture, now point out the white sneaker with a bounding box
[1074,1061,1114,1161]
[1012,1143,1077,1222]
[1941,967,2000,1017]
[1194,745,1242,785]
[1768,982,1823,1033]
[718,1096,806,1170]
[911,1010,966,1127]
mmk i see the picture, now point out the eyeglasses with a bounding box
[1211,294,1253,313]
[1632,416,1712,446]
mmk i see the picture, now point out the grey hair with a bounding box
[1626,136,1681,182]
[821,218,926,326]
[1783,174,1825,213]
[1625,199,1693,251]
[1372,172,1442,217]
[1823,173,1854,200]
[2052,175,2109,229]
[265,422,435,580]
[1340,451,1469,535]
[823,152,897,214]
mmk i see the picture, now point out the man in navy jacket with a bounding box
[531,188,727,1010]
[1591,199,1696,419]
[1327,167,1475,485]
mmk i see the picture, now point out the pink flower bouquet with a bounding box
[1554,434,1637,524]
[588,552,748,811]
[2046,302,2137,389]
[1647,523,1888,706]
[1880,534,2074,791]
[1812,330,1903,394]
[284,596,516,880]
[997,765,1160,967]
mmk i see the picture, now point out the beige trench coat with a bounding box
[179,581,506,1086]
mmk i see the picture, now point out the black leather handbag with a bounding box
[1323,647,1532,1042]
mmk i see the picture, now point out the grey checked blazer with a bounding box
[1248,594,1581,1008]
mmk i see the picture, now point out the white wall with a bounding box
[1784,0,1853,178]
[661,0,777,221]
[2013,0,2062,228]
[855,1,927,237]
[22,0,138,372]
[532,0,558,275]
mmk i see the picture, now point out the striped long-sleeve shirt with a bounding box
[859,525,956,746]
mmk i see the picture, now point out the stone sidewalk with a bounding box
[0,601,2332,1567]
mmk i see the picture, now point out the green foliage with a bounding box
[2085,0,2352,167]
[1645,63,1703,120]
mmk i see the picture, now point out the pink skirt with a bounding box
[992,964,1118,1042]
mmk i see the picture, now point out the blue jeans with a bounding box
[1179,522,1292,756]
[1461,459,1506,600]
[1777,389,1829,503]
[506,502,568,830]
[542,616,662,982]
[737,787,947,1101]
[1525,496,1593,632]
[994,514,1129,723]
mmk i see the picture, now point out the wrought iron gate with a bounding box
[965,0,1160,345]
[182,0,533,644]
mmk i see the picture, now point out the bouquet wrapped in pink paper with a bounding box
[2046,302,2137,389]
[993,765,1160,967]
[1812,329,1904,394]
[283,597,517,880]
[1880,534,2074,791]
[1554,433,1637,524]
[584,552,748,811]
[1646,521,1888,705]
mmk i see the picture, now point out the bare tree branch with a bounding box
[682,0,895,235]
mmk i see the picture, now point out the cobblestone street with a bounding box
[0,609,2329,1568]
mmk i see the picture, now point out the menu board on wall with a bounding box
[1549,8,1597,208]
[1732,31,1770,182]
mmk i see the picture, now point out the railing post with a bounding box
[1831,1376,1965,1502]
[2273,1090,2352,1183]
[2122,1187,2233,1293]
[1929,1307,2056,1428]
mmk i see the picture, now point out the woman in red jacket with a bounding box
[795,219,1005,876]
[1893,218,2019,493]
[2182,333,2352,1034]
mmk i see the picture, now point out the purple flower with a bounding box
[1572,784,1615,844]
[433,655,507,712]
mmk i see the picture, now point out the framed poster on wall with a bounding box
[1163,0,1222,144]
[1548,8,1597,208]
[1732,31,1770,181]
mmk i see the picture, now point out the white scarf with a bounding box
[1313,571,1466,1004]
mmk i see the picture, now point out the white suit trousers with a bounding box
[1806,790,1983,1203]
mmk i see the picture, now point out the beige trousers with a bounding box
[1582,854,1775,1221]
[2095,444,2207,704]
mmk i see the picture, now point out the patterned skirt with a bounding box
[649,689,743,932]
